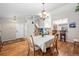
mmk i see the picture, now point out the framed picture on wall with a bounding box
[69,22,76,28]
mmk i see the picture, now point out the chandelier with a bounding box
[39,3,49,20]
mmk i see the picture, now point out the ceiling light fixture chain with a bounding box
[42,3,45,11]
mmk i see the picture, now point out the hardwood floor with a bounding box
[57,40,79,56]
[0,38,29,56]
[0,38,79,56]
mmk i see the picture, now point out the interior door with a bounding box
[16,23,24,38]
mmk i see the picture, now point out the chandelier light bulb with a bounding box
[38,3,49,20]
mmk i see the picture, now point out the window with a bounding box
[53,18,68,30]
[53,18,68,25]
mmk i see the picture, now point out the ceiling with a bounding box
[0,3,68,17]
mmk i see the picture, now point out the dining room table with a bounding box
[32,35,55,53]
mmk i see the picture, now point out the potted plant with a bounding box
[75,3,79,12]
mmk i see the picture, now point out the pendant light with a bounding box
[39,3,49,20]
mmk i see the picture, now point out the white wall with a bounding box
[24,22,27,37]
[27,19,35,36]
[0,3,79,42]
[0,24,1,39]
[0,24,1,31]
[50,3,79,42]
[16,23,24,38]
[0,17,27,42]
[16,22,27,38]
[1,22,16,42]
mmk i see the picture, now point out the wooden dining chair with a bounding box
[27,35,43,56]
[45,39,54,55]
[49,35,59,56]
[0,36,3,52]
[73,41,79,55]
[26,35,34,56]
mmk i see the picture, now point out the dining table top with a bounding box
[32,35,54,47]
[32,35,54,52]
